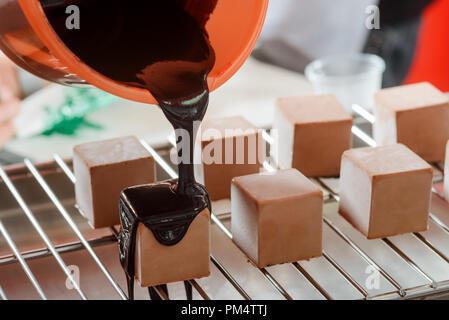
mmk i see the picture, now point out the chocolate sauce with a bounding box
[119,180,210,299]
[41,0,217,299]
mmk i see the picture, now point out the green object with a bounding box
[41,87,117,136]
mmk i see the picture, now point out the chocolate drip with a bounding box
[184,281,193,300]
[148,288,162,300]
[118,180,211,299]
[148,285,168,300]
[42,0,217,299]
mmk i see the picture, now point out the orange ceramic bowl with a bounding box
[0,0,268,104]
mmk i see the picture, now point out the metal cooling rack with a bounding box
[1,106,449,300]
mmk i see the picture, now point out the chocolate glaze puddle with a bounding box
[42,0,217,299]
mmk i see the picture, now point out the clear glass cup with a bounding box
[305,54,385,113]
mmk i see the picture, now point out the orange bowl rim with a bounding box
[18,0,269,104]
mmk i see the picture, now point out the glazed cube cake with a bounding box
[74,136,156,228]
[120,181,210,287]
[231,169,323,268]
[272,94,353,177]
[339,144,433,239]
[135,210,210,287]
[195,116,265,201]
[374,82,449,162]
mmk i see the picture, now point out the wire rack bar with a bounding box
[0,166,87,300]
[0,220,46,299]
[26,159,127,300]
[54,145,245,300]
[198,131,402,299]
[317,170,439,294]
[337,107,449,291]
[139,139,294,300]
[189,279,211,300]
[0,105,448,299]
[263,154,394,298]
[209,255,251,300]
[264,114,449,299]
[321,251,369,298]
[0,286,7,300]
[0,234,116,266]
[323,216,405,296]
[291,262,333,300]
[352,104,375,124]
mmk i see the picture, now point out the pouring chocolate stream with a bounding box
[41,0,217,299]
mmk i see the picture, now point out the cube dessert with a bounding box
[272,94,353,177]
[374,82,449,162]
[74,136,156,228]
[231,169,323,268]
[339,144,433,239]
[444,141,449,201]
[119,180,210,289]
[195,116,265,201]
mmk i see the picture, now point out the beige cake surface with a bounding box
[272,94,353,177]
[374,82,449,162]
[195,116,264,201]
[74,136,156,228]
[231,169,323,268]
[135,209,210,287]
[339,144,433,239]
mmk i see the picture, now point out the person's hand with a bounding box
[0,54,21,148]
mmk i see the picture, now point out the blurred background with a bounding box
[0,0,448,164]
[254,0,449,89]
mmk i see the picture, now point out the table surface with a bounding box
[4,58,311,162]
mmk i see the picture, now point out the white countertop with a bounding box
[5,58,312,162]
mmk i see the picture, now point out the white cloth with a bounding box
[258,0,379,61]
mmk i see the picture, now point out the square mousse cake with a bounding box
[73,136,156,228]
[272,94,353,177]
[231,169,323,268]
[195,116,265,201]
[374,82,449,162]
[119,180,210,287]
[339,144,433,239]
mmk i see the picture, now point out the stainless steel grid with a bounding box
[1,107,449,300]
